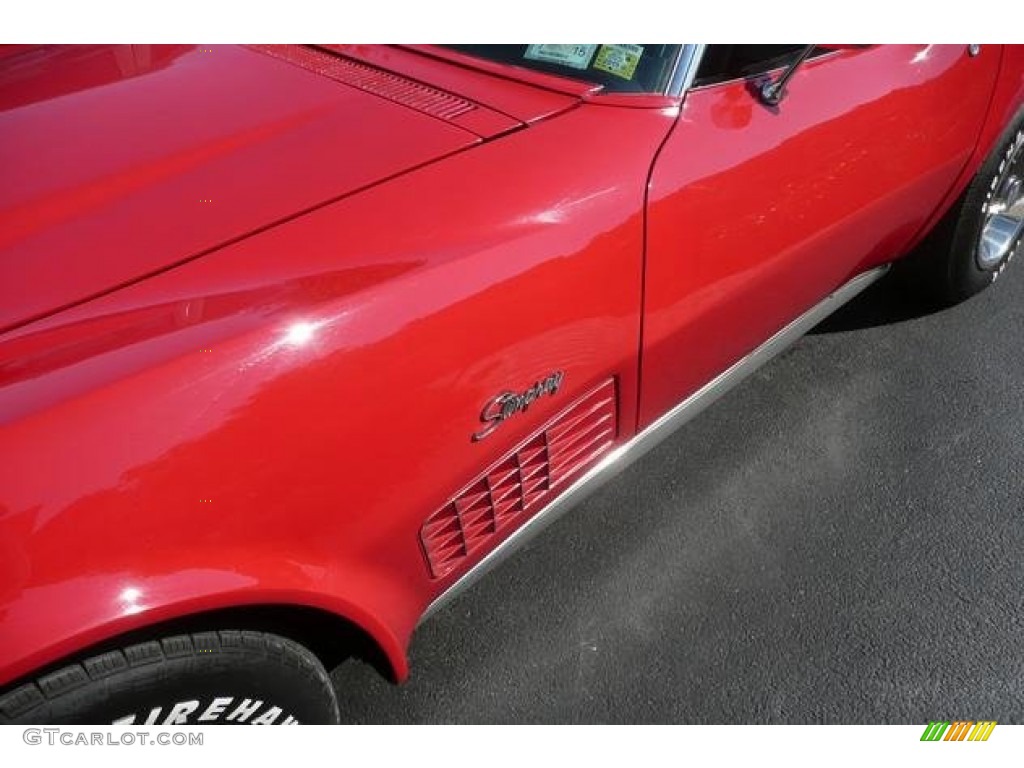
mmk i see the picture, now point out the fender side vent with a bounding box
[251,45,475,120]
[421,378,617,579]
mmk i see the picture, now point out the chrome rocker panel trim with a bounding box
[419,265,889,624]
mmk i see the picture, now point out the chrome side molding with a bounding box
[419,265,889,624]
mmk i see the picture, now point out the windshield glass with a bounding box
[444,45,683,94]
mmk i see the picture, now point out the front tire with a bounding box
[0,630,340,725]
[906,108,1024,306]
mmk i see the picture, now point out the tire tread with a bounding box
[0,630,337,724]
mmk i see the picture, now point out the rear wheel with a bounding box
[905,109,1024,305]
[0,630,340,725]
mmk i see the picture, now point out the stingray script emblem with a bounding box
[472,371,565,441]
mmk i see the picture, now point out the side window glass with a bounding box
[694,45,829,87]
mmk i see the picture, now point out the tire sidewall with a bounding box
[70,653,331,725]
[2,631,340,725]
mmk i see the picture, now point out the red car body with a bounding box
[1,44,1022,691]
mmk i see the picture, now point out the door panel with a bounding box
[640,45,1000,427]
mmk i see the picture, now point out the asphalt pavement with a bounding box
[332,260,1024,723]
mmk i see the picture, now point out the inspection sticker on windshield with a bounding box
[524,45,597,70]
[593,44,644,80]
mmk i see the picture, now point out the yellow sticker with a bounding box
[593,44,644,80]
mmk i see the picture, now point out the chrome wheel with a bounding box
[978,128,1024,270]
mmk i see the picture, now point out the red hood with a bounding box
[0,45,576,334]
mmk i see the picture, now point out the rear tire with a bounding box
[0,630,340,725]
[903,108,1024,306]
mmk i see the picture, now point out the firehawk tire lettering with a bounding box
[112,697,299,725]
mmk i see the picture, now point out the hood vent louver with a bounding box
[251,45,475,120]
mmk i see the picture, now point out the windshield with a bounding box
[444,45,683,94]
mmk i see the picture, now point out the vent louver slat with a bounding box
[419,379,617,579]
[251,45,476,120]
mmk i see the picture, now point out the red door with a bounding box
[639,44,1000,427]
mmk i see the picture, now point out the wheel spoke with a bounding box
[978,148,1024,270]
[979,211,1024,268]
